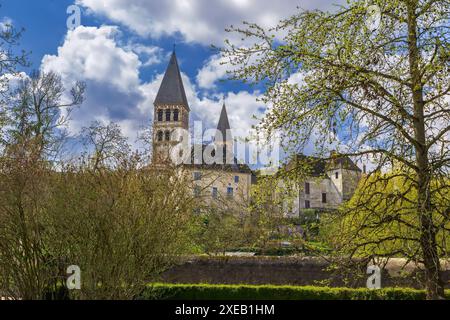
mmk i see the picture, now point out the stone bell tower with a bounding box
[152,50,190,164]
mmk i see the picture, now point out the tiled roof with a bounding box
[154,51,189,109]
[286,153,361,176]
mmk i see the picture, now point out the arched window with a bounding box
[157,131,163,142]
[165,109,171,121]
[165,131,171,141]
[173,109,179,122]
[157,109,163,122]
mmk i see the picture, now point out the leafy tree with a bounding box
[193,208,245,255]
[321,172,450,285]
[247,174,286,250]
[191,181,251,255]
[222,0,449,299]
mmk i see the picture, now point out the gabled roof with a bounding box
[215,101,231,143]
[286,153,361,176]
[287,154,327,177]
[328,155,362,172]
[154,50,189,109]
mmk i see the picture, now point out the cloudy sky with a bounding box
[2,0,343,149]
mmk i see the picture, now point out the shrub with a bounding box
[141,283,450,300]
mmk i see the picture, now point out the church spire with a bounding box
[154,50,189,110]
[215,97,234,165]
[216,98,231,143]
[152,50,190,165]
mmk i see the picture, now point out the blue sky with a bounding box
[1,0,342,150]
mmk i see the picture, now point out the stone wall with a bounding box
[160,256,450,289]
[298,178,342,211]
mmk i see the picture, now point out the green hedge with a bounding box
[140,283,450,300]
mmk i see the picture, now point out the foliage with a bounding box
[0,85,196,299]
[141,283,450,300]
[321,172,450,259]
[0,71,85,299]
[221,0,450,299]
[190,207,246,256]
[46,159,195,299]
[246,175,287,249]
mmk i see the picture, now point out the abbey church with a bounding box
[152,51,254,204]
[151,51,362,214]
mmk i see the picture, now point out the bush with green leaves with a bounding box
[142,283,450,300]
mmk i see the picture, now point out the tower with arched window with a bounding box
[153,50,190,163]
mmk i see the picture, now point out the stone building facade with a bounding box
[152,50,254,204]
[283,154,362,216]
[152,51,361,212]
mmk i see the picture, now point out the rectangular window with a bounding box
[227,187,234,197]
[157,110,163,122]
[212,187,218,198]
[193,172,201,181]
[194,186,201,197]
[335,172,339,179]
[234,176,239,183]
[173,110,179,122]
[165,110,171,121]
[305,200,310,209]
[322,193,327,204]
[305,182,310,195]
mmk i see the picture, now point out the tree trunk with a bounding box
[406,0,445,299]
[417,161,445,299]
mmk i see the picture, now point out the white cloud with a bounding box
[196,54,229,89]
[128,44,165,67]
[76,0,344,45]
[0,71,29,95]
[40,25,267,153]
[41,26,148,141]
[184,72,265,138]
[42,26,141,92]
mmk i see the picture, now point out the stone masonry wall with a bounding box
[160,256,450,289]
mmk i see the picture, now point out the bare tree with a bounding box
[4,71,85,159]
[80,121,130,171]
[0,12,28,145]
[47,121,196,299]
[0,71,85,299]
